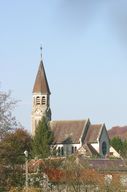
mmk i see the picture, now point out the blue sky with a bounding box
[0,0,127,132]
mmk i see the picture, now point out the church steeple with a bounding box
[33,60,51,94]
[32,50,51,135]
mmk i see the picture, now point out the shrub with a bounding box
[9,187,42,192]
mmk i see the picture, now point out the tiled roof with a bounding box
[33,60,50,94]
[88,159,127,171]
[84,124,102,143]
[29,158,127,174]
[78,157,127,171]
[50,120,87,144]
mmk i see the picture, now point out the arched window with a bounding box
[72,146,74,154]
[102,141,107,155]
[75,147,77,152]
[42,96,46,105]
[58,147,60,156]
[61,147,64,156]
[36,96,40,105]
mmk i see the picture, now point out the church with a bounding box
[31,54,119,158]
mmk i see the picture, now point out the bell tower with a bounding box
[32,47,51,135]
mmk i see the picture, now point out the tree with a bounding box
[122,140,127,158]
[65,156,100,192]
[0,128,32,165]
[0,90,18,139]
[0,128,32,190]
[32,117,53,159]
[110,137,127,157]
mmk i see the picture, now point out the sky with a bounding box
[0,0,127,132]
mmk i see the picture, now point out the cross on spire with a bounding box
[40,44,42,59]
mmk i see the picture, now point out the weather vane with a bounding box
[40,44,42,59]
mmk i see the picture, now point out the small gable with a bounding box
[99,124,109,142]
[99,124,110,156]
[78,143,99,158]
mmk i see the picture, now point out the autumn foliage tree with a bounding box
[45,156,124,192]
[0,128,32,191]
[0,90,18,139]
[0,128,32,165]
[61,156,101,192]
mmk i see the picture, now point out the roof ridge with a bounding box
[51,119,87,122]
[90,123,103,126]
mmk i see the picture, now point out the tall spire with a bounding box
[33,48,51,94]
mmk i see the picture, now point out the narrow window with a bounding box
[58,147,60,156]
[75,147,77,152]
[61,147,64,156]
[102,141,107,156]
[36,96,40,105]
[72,146,74,153]
[42,96,46,105]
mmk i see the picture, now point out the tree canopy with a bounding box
[0,128,32,190]
[0,128,32,165]
[110,136,127,158]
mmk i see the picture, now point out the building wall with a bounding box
[91,143,99,153]
[54,143,81,156]
[110,146,120,158]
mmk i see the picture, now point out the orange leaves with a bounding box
[45,166,101,185]
[45,168,64,182]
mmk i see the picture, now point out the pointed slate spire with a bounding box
[33,59,51,94]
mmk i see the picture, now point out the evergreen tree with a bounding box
[110,137,127,158]
[32,117,53,158]
[110,137,124,156]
